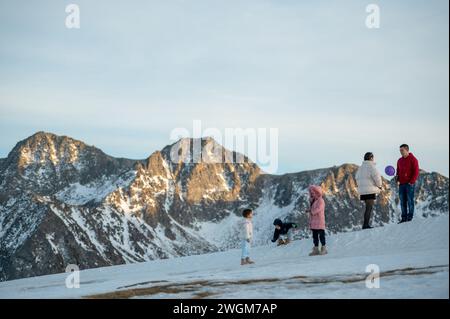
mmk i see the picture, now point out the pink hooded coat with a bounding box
[308,185,326,230]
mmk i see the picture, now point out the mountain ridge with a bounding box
[1,131,447,178]
[0,132,448,282]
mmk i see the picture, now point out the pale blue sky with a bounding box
[0,0,448,176]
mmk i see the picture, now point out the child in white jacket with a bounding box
[239,209,255,265]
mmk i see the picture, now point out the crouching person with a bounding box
[271,219,298,246]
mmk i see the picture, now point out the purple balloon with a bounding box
[385,165,396,176]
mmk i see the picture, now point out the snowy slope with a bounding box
[0,214,448,299]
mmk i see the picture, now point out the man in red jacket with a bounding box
[396,144,420,223]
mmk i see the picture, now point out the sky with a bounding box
[0,0,448,176]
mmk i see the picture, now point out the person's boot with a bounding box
[241,259,247,266]
[245,257,255,264]
[284,239,291,245]
[398,219,407,224]
[362,225,373,229]
[277,239,286,246]
[309,247,320,256]
[320,246,328,255]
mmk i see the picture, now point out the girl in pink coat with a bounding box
[307,185,327,256]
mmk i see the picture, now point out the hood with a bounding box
[273,218,283,226]
[309,185,323,199]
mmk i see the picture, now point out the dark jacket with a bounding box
[271,221,298,242]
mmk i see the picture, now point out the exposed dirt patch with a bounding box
[231,278,280,285]
[117,280,169,289]
[192,291,219,299]
[87,280,210,299]
[85,265,448,299]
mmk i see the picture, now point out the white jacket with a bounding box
[239,219,253,241]
[355,161,382,195]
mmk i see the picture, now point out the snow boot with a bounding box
[398,219,407,224]
[284,239,291,245]
[320,246,328,255]
[309,247,320,256]
[241,259,247,266]
[245,257,255,264]
[362,225,373,230]
[277,239,286,246]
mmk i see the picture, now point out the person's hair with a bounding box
[364,152,374,161]
[400,144,409,151]
[242,208,253,218]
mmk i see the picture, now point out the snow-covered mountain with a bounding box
[0,214,448,298]
[0,132,448,282]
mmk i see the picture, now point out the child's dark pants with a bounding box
[312,229,326,247]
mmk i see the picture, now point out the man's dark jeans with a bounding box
[399,183,415,221]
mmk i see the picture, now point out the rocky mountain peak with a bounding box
[0,132,136,196]
[161,136,253,166]
[7,131,101,170]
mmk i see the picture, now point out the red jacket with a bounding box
[396,153,420,185]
